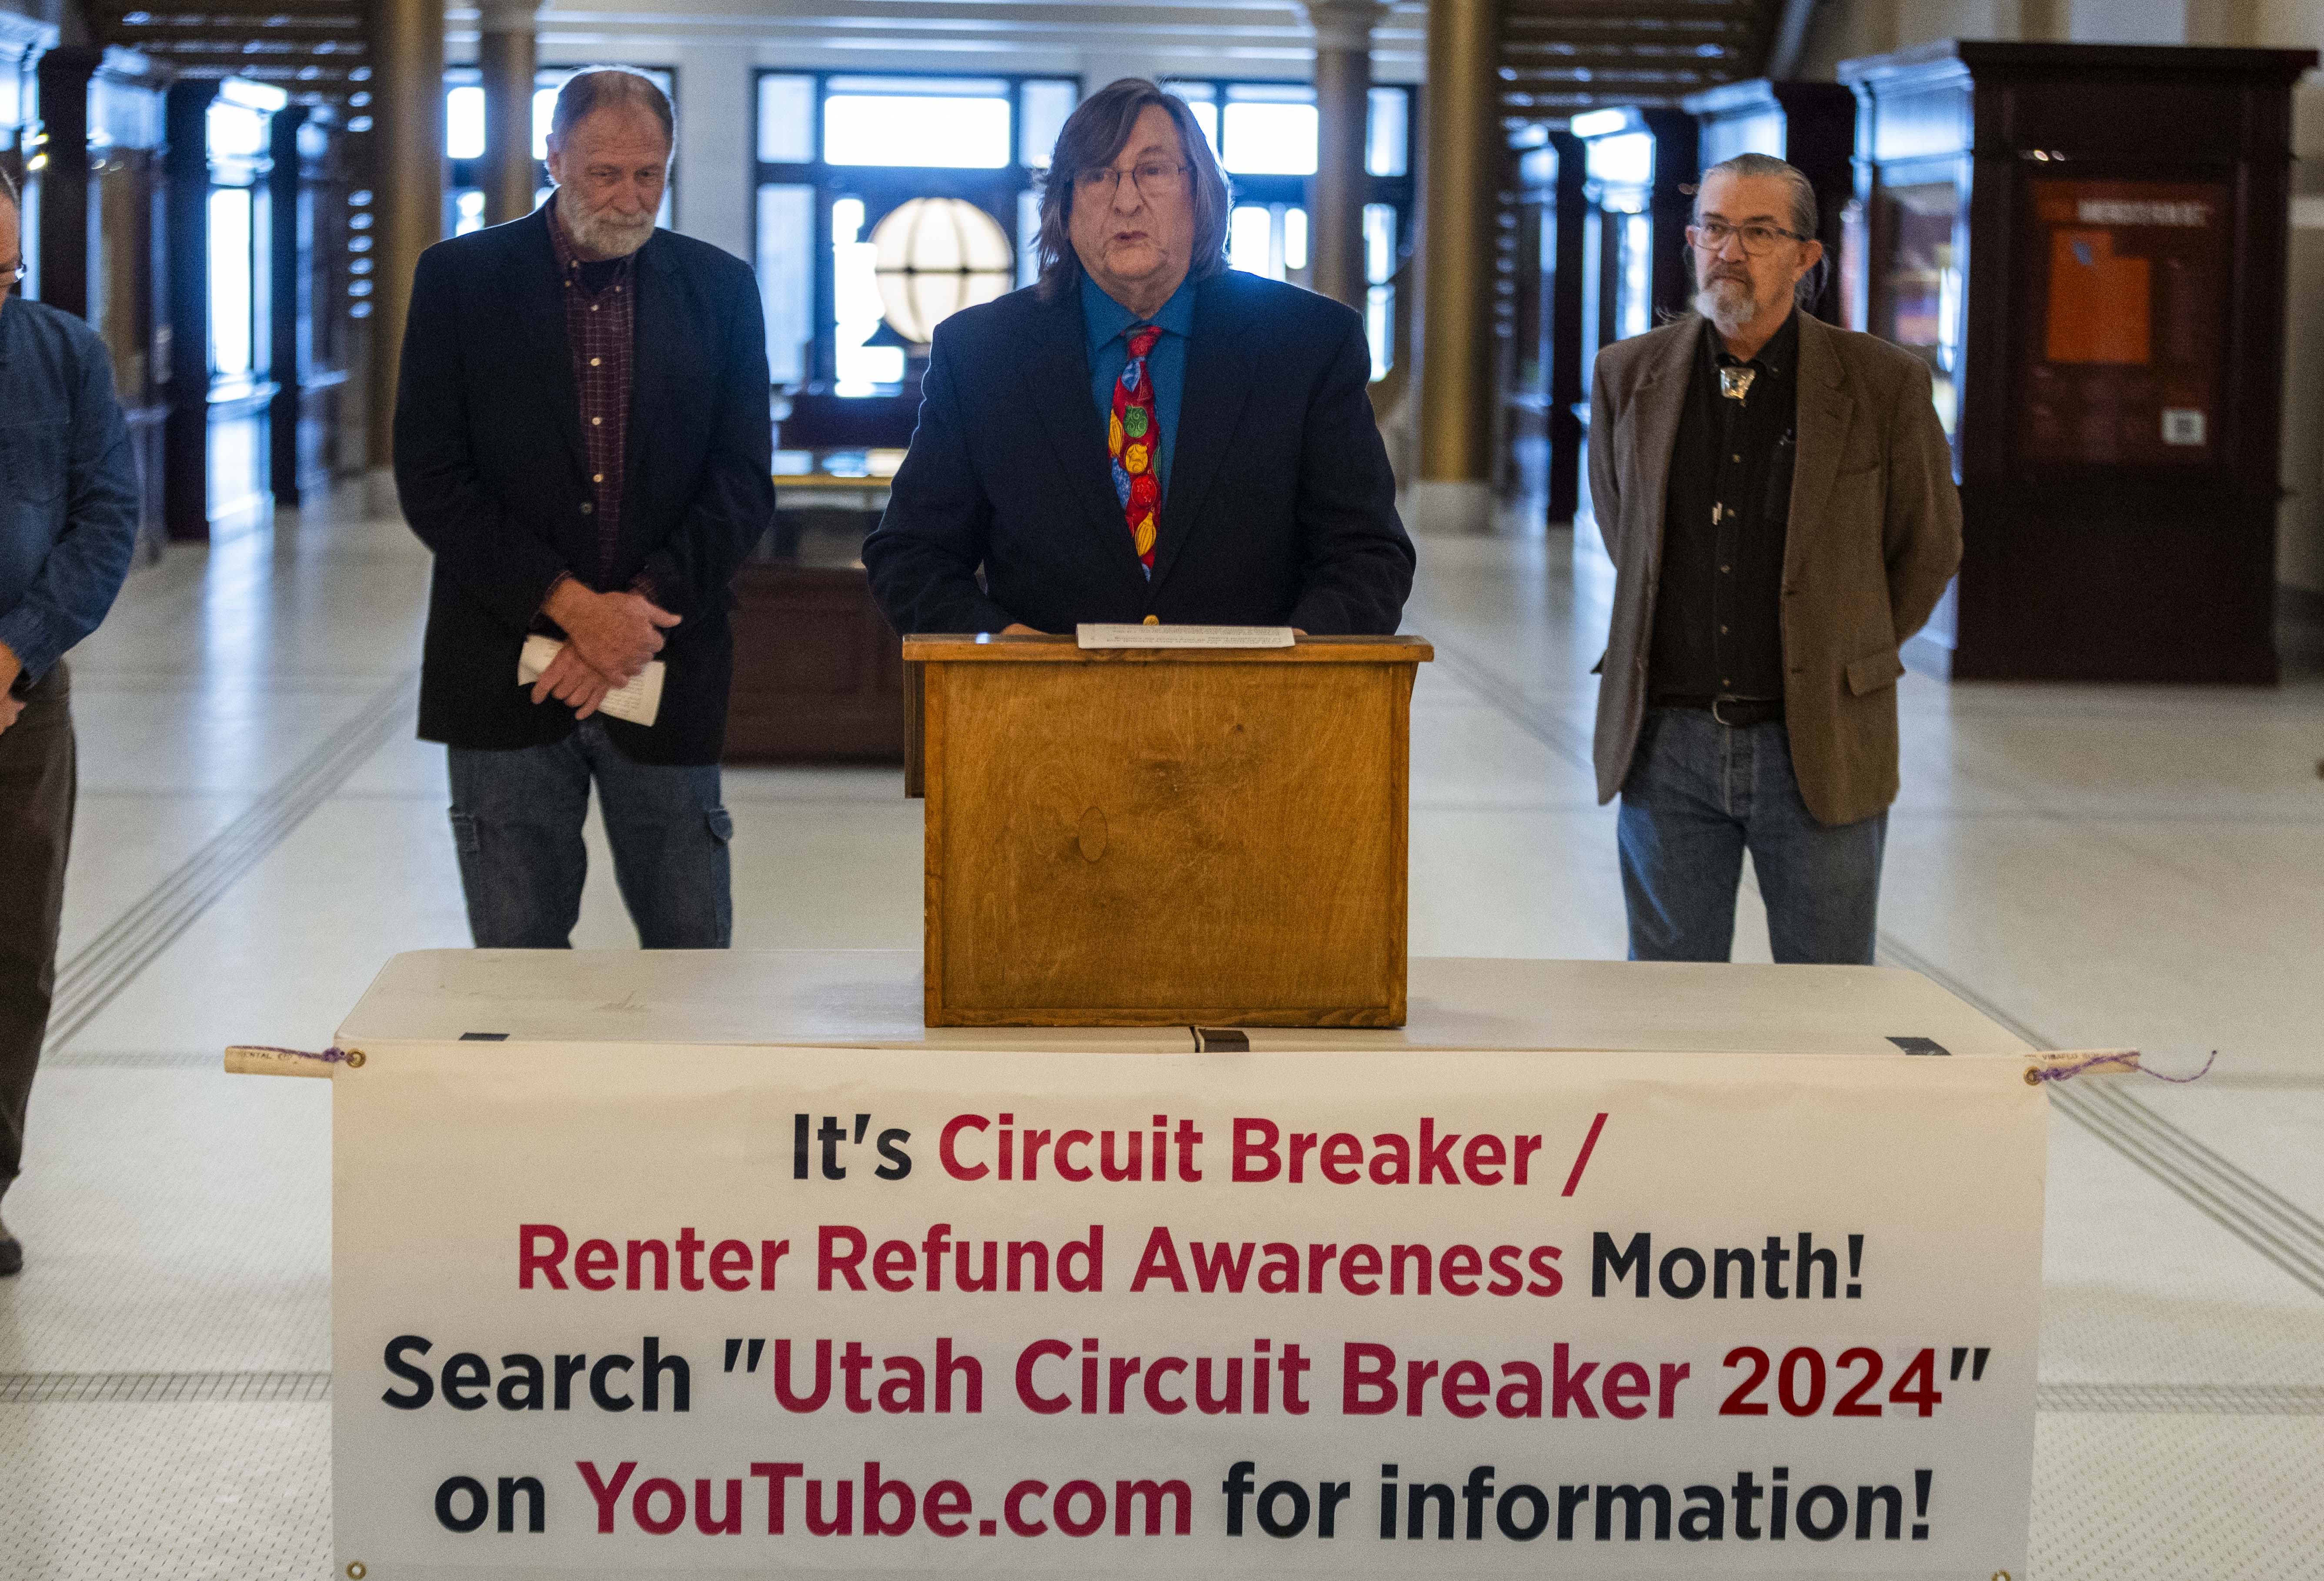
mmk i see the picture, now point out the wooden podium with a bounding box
[904,633,1432,1027]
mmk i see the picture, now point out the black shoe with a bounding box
[0,1230,19,1277]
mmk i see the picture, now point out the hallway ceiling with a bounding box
[1500,0,1786,113]
[90,0,370,97]
[481,0,1428,79]
[82,0,1435,101]
[80,0,1783,113]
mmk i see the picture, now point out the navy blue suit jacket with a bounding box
[863,268,1414,635]
[394,207,773,764]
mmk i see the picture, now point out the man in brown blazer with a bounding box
[1588,153,1961,963]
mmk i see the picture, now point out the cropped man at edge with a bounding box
[1588,152,1961,964]
[863,77,1414,636]
[394,68,772,950]
[0,167,142,1276]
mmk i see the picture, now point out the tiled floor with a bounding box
[2,492,2321,1576]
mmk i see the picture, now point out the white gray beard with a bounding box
[565,201,654,260]
[1694,278,1763,337]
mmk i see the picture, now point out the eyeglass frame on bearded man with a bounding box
[1686,218,1813,257]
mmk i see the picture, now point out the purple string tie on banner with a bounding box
[244,1045,357,1065]
[2027,1049,2218,1086]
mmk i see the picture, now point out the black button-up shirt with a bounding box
[1649,308,1799,703]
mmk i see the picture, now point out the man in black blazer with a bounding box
[394,68,771,949]
[863,77,1413,636]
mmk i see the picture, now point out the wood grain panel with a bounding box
[920,647,1422,1027]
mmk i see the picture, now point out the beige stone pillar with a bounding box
[368,0,447,469]
[477,0,540,226]
[1412,0,1498,534]
[1303,0,1386,311]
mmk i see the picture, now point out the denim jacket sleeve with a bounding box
[0,312,140,686]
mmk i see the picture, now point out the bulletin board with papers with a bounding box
[2018,177,2229,469]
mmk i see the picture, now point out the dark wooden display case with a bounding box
[1497,131,1586,527]
[269,106,361,505]
[1683,79,1856,328]
[1840,40,2314,684]
[725,502,907,764]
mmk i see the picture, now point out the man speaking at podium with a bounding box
[863,78,1414,636]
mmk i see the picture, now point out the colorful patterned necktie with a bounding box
[1109,324,1163,576]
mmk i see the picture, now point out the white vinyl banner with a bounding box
[333,1043,2044,1579]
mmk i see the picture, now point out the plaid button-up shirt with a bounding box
[546,194,636,589]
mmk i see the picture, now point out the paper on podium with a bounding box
[517,634,665,727]
[1076,622,1295,649]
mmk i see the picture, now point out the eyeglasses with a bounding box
[1073,162,1190,200]
[1687,220,1811,256]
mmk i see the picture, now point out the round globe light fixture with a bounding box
[869,197,1015,345]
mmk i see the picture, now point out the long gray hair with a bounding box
[1034,79,1231,301]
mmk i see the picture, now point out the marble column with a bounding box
[367,0,446,469]
[1412,0,1497,533]
[476,0,540,227]
[1302,0,1387,311]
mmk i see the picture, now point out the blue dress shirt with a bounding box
[1082,273,1197,503]
[0,298,140,687]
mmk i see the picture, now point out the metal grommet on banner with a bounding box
[345,1049,367,1068]
[347,1565,367,1580]
[1994,1571,2012,1581]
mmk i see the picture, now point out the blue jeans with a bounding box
[1617,708,1885,964]
[446,720,732,949]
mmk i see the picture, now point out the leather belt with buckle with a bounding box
[1709,696,1782,727]
[1656,695,1784,727]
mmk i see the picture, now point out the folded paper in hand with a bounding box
[518,634,665,727]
